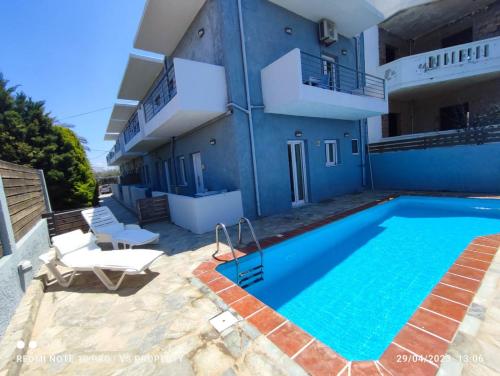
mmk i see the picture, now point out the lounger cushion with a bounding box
[60,249,163,273]
[52,230,100,258]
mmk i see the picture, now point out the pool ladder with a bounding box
[214,217,264,288]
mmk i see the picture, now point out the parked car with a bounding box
[99,184,112,195]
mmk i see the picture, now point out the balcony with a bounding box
[261,49,388,120]
[141,58,227,138]
[121,108,163,153]
[379,36,500,98]
[106,140,122,166]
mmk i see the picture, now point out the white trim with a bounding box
[287,140,308,207]
[351,138,360,155]
[325,139,339,166]
[176,156,187,186]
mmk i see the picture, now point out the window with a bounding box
[385,45,398,63]
[351,139,359,154]
[325,140,339,166]
[176,156,187,186]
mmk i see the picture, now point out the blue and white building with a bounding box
[105,0,391,225]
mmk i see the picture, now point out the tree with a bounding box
[0,73,97,210]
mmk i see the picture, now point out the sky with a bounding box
[0,0,151,170]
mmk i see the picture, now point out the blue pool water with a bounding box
[217,196,500,360]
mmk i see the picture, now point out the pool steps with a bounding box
[214,217,264,288]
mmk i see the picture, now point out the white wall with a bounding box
[364,26,384,142]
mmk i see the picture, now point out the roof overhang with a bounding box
[379,0,497,40]
[117,54,164,101]
[105,103,137,134]
[104,133,119,141]
[268,0,384,37]
[134,0,206,55]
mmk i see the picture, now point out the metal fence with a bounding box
[123,112,140,144]
[369,125,500,153]
[300,51,385,99]
[143,65,177,122]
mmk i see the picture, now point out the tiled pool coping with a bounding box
[193,196,500,376]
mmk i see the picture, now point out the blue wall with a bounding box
[0,219,50,339]
[370,143,500,193]
[239,0,365,216]
[128,0,367,218]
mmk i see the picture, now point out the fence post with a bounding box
[0,177,17,255]
[38,169,52,213]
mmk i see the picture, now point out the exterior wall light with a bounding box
[284,27,293,35]
[209,138,216,145]
[344,132,351,138]
[341,49,347,55]
[198,28,205,38]
[295,130,303,137]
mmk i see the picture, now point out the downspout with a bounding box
[237,0,262,216]
[355,34,367,187]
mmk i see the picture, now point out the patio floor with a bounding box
[16,191,500,375]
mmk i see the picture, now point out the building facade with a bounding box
[363,0,500,193]
[105,0,390,219]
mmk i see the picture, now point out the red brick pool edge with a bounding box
[193,197,500,376]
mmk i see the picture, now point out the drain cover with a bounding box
[209,311,239,333]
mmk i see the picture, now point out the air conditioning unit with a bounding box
[319,19,338,46]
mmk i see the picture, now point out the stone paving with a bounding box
[14,191,500,375]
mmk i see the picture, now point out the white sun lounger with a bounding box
[81,206,159,247]
[40,230,163,291]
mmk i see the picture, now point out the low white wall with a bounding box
[168,191,244,234]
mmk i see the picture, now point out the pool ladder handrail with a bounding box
[214,222,240,280]
[213,217,264,287]
[237,217,263,267]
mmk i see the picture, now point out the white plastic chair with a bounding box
[40,230,163,291]
[81,206,159,247]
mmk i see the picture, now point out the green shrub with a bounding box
[0,73,97,210]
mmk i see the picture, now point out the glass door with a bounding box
[192,152,205,194]
[287,141,308,207]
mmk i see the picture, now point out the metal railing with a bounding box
[106,140,121,163]
[369,124,500,153]
[123,112,140,144]
[143,65,177,123]
[300,51,385,99]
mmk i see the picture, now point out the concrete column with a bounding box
[38,169,52,213]
[0,177,17,255]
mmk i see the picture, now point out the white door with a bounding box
[287,141,308,207]
[192,152,205,194]
[321,54,338,90]
[163,161,172,193]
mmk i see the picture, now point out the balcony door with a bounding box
[321,54,339,91]
[287,141,308,207]
[192,152,205,194]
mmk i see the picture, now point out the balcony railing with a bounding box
[123,112,140,144]
[422,39,491,71]
[369,124,500,153]
[300,51,385,100]
[143,65,177,123]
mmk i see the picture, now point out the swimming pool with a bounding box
[217,196,500,360]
